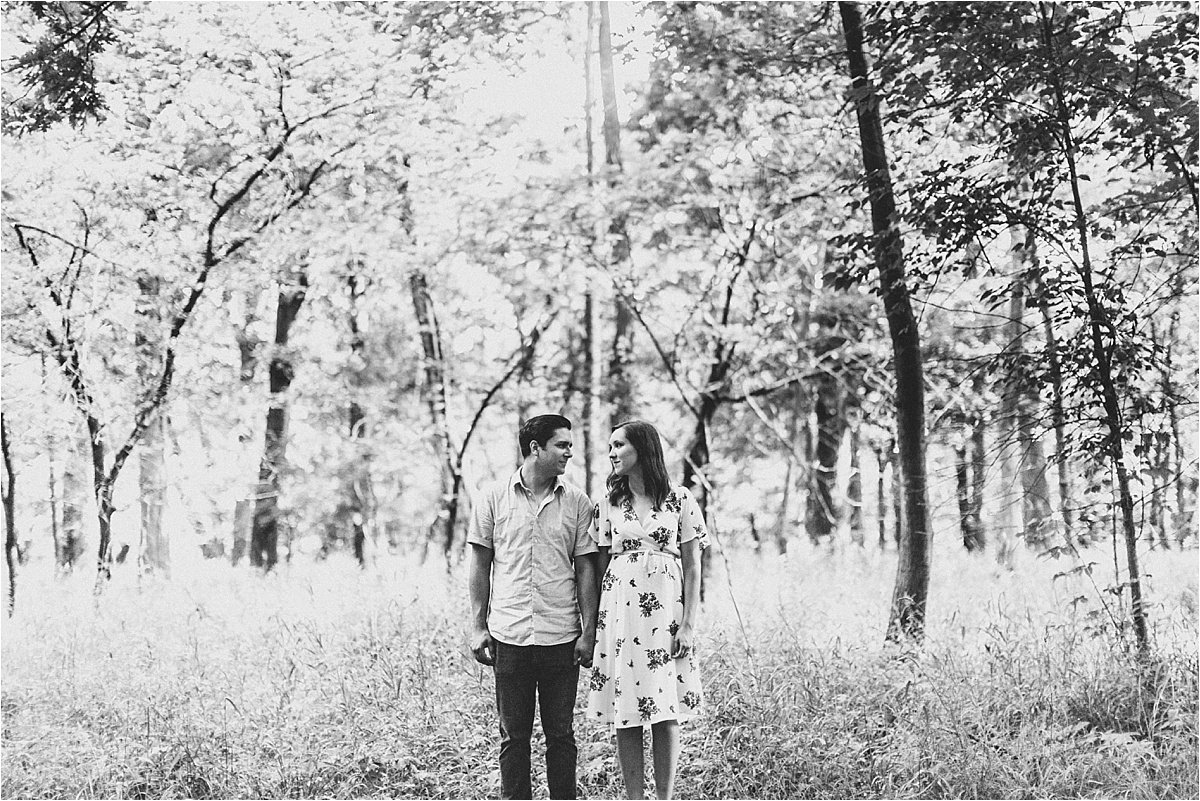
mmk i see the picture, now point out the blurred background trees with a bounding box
[2,2,1195,649]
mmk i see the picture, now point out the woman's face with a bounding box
[608,428,639,477]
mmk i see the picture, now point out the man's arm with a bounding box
[573,553,598,668]
[468,542,495,666]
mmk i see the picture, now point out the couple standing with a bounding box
[468,414,709,800]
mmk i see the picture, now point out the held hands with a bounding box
[574,632,595,668]
[470,626,495,666]
[671,625,695,660]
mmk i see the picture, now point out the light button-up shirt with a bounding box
[468,470,597,646]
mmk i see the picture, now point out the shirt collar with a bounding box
[511,468,562,496]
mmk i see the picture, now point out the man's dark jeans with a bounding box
[493,639,579,800]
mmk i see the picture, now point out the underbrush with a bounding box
[2,545,1196,799]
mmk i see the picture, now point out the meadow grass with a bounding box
[1,541,1196,799]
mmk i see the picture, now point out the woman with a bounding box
[587,420,708,800]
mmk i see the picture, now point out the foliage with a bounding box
[2,2,126,135]
[1,545,1195,799]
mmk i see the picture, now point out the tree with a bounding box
[250,266,308,570]
[2,414,19,615]
[874,0,1198,655]
[2,1,126,135]
[597,1,636,426]
[839,0,933,643]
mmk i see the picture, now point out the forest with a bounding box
[1,2,1197,799]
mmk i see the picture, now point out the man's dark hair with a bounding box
[519,414,572,458]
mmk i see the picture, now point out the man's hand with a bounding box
[471,626,495,666]
[574,632,595,668]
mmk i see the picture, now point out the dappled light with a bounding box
[1,2,1196,799]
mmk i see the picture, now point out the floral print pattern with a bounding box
[587,486,708,728]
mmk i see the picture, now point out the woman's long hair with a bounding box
[607,420,672,510]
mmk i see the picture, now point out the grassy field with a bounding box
[2,541,1197,799]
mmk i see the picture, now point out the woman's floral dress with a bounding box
[587,486,709,728]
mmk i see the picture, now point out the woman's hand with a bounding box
[671,624,694,660]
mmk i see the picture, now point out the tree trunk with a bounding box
[681,401,715,602]
[777,456,793,554]
[61,439,86,573]
[890,439,903,549]
[347,271,374,568]
[969,402,987,551]
[3,415,18,616]
[231,288,260,566]
[956,416,985,551]
[136,273,170,576]
[582,2,597,497]
[598,1,635,426]
[409,269,460,556]
[874,443,888,549]
[251,269,308,571]
[996,265,1025,568]
[1007,227,1054,550]
[847,421,863,546]
[1163,278,1190,545]
[1039,3,1149,656]
[806,375,844,545]
[137,416,168,576]
[840,0,932,643]
[1033,277,1074,543]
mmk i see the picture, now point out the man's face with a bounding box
[534,428,573,476]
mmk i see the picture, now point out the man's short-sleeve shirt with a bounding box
[468,470,598,646]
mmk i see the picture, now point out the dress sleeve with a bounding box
[678,487,709,550]
[590,496,612,548]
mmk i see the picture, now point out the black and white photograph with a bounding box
[1,2,1197,799]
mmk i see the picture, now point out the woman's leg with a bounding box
[650,720,680,800]
[615,726,645,799]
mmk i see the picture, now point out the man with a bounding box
[468,414,599,800]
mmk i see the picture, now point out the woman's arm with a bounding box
[674,537,701,658]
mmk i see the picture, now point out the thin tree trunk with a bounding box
[874,444,888,549]
[1039,2,1149,656]
[847,421,863,546]
[231,289,260,566]
[136,273,169,576]
[956,418,985,551]
[598,1,635,425]
[583,2,597,497]
[138,416,168,575]
[251,269,308,570]
[840,0,932,643]
[890,439,903,549]
[777,456,793,554]
[1029,277,1074,542]
[409,270,460,556]
[61,438,86,573]
[1163,280,1189,545]
[996,247,1033,569]
[42,355,62,569]
[1008,229,1054,550]
[347,271,374,567]
[3,415,18,616]
[806,375,843,544]
[969,402,988,550]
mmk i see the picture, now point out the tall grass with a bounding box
[2,542,1196,799]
